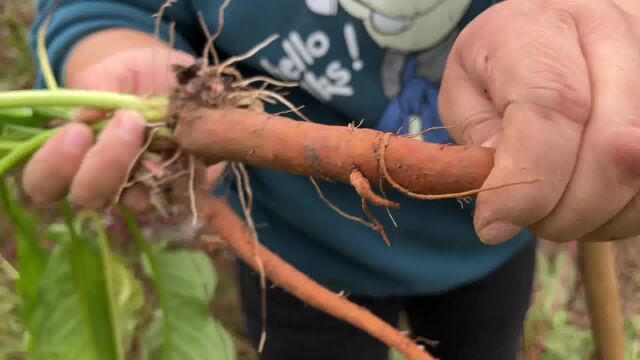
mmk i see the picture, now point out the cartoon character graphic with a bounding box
[337,0,471,52]
[305,0,476,143]
[339,0,475,143]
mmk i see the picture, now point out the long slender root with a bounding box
[230,162,267,353]
[217,34,280,76]
[350,168,395,246]
[232,76,299,89]
[114,127,161,204]
[200,195,434,360]
[308,176,376,231]
[360,198,391,247]
[198,0,231,66]
[350,168,399,208]
[174,108,498,196]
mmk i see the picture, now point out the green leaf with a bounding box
[0,128,59,178]
[26,205,143,360]
[120,206,236,360]
[141,249,236,360]
[0,178,47,327]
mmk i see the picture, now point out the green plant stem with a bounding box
[3,125,45,135]
[0,89,168,121]
[0,128,59,177]
[0,141,24,150]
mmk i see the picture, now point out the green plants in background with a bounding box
[0,18,238,358]
[0,176,237,360]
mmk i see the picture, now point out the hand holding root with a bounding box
[439,0,640,245]
[169,106,541,360]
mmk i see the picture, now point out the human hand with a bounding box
[439,0,640,244]
[22,46,226,212]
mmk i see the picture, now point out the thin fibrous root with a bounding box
[310,176,390,246]
[402,125,455,139]
[188,155,198,226]
[200,196,433,360]
[198,0,231,66]
[360,198,391,247]
[217,34,280,76]
[125,149,183,187]
[197,12,220,66]
[309,177,377,231]
[378,132,543,200]
[230,162,267,353]
[114,127,161,204]
[350,169,399,208]
[231,88,311,122]
[152,0,177,39]
[232,76,299,89]
[257,90,311,122]
[270,105,306,118]
[153,169,190,187]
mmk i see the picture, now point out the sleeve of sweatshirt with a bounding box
[29,0,199,88]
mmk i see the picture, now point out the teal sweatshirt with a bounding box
[31,0,535,297]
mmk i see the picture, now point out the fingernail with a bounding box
[480,134,500,148]
[476,221,522,244]
[116,111,145,141]
[62,124,92,154]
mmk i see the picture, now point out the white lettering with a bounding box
[259,26,361,103]
[306,31,330,58]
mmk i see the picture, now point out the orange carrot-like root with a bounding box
[174,108,497,196]
[199,194,435,360]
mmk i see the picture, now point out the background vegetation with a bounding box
[0,1,638,359]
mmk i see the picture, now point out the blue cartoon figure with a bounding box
[337,0,481,144]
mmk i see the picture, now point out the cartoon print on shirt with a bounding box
[338,0,472,143]
[305,0,339,16]
[258,28,357,102]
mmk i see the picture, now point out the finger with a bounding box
[68,61,137,124]
[130,48,195,95]
[71,49,195,95]
[71,108,113,124]
[69,110,146,208]
[120,183,154,214]
[532,2,640,241]
[580,192,640,242]
[22,123,94,204]
[68,49,194,123]
[205,162,228,188]
[439,52,502,146]
[462,6,592,244]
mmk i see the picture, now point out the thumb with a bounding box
[439,4,593,245]
[439,57,502,147]
[69,49,195,123]
[69,57,140,124]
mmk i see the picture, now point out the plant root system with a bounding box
[107,10,542,359]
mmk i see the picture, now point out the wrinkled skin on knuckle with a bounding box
[454,0,591,119]
[459,109,498,144]
[601,127,640,182]
[497,19,591,124]
[520,74,591,126]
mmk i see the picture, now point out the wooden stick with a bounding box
[577,242,626,360]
